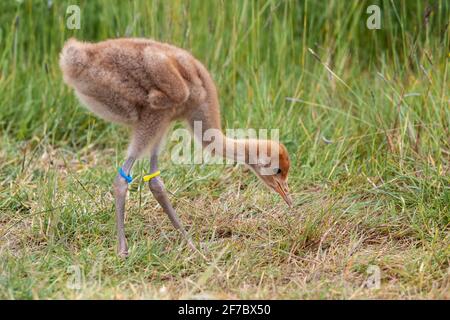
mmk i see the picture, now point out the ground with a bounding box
[1,141,448,299]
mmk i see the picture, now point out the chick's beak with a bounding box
[273,179,293,207]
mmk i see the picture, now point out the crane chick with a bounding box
[60,38,292,257]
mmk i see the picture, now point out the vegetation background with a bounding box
[0,0,448,299]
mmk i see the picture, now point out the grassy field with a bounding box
[0,0,449,299]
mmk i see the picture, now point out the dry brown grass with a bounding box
[1,145,448,299]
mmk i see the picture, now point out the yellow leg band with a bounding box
[143,170,161,182]
[142,170,161,182]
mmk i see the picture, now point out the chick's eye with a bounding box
[273,167,282,175]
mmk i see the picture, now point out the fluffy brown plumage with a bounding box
[60,37,292,257]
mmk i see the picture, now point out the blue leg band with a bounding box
[118,167,133,184]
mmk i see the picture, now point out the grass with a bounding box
[0,0,449,299]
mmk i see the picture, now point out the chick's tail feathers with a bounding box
[59,38,88,80]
